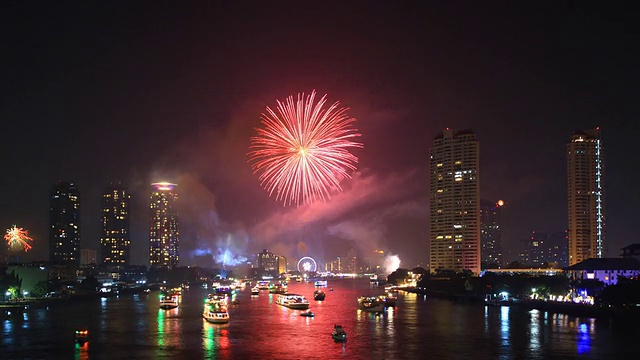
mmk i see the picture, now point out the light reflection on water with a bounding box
[1,280,637,359]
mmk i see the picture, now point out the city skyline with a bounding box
[2,2,638,268]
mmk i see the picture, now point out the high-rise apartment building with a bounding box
[480,199,503,267]
[149,182,179,267]
[430,129,480,274]
[101,183,131,266]
[567,128,605,265]
[49,181,81,265]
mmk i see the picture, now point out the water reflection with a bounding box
[203,322,215,358]
[528,310,540,352]
[576,320,593,355]
[74,341,89,360]
[500,306,510,350]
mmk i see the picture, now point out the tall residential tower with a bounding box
[480,199,503,267]
[567,128,605,265]
[149,182,179,267]
[430,129,480,274]
[101,183,131,266]
[49,181,81,265]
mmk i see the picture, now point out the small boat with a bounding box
[314,280,328,287]
[332,325,347,342]
[159,294,179,310]
[75,329,89,344]
[314,290,326,301]
[251,287,259,295]
[358,296,385,313]
[300,310,315,317]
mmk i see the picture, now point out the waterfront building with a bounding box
[429,129,480,274]
[80,248,97,267]
[101,183,131,266]
[567,128,605,265]
[149,182,179,268]
[49,181,81,265]
[255,249,287,275]
[564,258,640,286]
[480,199,503,268]
[621,244,640,261]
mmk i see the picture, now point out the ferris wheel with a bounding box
[297,256,317,273]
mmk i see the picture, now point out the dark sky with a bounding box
[1,1,638,268]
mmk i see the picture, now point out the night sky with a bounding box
[2,1,638,268]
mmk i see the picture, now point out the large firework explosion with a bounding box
[248,90,362,206]
[4,225,33,252]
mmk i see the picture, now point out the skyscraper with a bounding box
[480,199,503,268]
[430,129,480,274]
[149,182,179,268]
[567,128,605,266]
[101,183,131,266]
[49,181,81,265]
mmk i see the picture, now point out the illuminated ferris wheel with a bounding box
[297,256,317,273]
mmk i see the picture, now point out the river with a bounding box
[1,279,637,359]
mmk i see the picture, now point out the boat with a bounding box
[203,300,230,324]
[300,310,315,317]
[207,293,229,305]
[159,294,179,310]
[276,293,310,310]
[257,280,270,290]
[357,296,385,313]
[75,329,89,344]
[314,280,328,287]
[251,287,260,295]
[332,325,347,342]
[313,290,326,301]
[269,283,288,294]
[377,292,397,307]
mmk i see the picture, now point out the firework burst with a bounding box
[4,225,33,252]
[248,90,362,206]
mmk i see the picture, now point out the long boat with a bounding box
[276,293,310,310]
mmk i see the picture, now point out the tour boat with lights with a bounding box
[269,283,288,294]
[257,280,270,290]
[332,325,347,342]
[314,280,328,287]
[358,296,385,313]
[203,300,230,324]
[276,293,310,310]
[377,292,397,307]
[159,294,179,310]
[75,329,89,344]
[251,287,260,295]
[313,290,326,301]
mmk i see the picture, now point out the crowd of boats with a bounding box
[155,279,400,342]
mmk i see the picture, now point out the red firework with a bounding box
[248,90,362,206]
[4,225,33,252]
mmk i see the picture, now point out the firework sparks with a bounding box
[4,225,33,252]
[248,90,362,206]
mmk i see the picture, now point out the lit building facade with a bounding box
[480,199,503,267]
[101,183,131,266]
[256,249,286,275]
[49,181,81,265]
[149,182,179,267]
[567,128,605,265]
[430,129,480,274]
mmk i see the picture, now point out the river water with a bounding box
[1,279,637,359]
